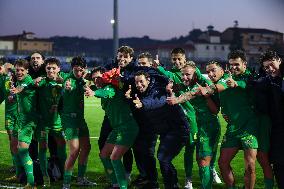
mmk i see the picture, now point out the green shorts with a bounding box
[256,115,271,153]
[35,126,65,143]
[107,120,139,147]
[5,114,17,131]
[196,117,221,158]
[17,119,36,144]
[221,129,258,150]
[62,116,89,140]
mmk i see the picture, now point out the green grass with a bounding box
[0,98,276,188]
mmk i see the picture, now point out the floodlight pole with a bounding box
[113,0,119,60]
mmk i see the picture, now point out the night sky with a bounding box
[0,0,284,40]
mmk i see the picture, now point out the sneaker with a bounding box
[131,175,149,186]
[184,177,193,189]
[43,176,50,187]
[76,177,97,186]
[23,184,37,189]
[212,168,222,184]
[5,175,19,182]
[62,183,70,189]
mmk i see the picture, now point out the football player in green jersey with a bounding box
[35,58,67,187]
[61,57,96,189]
[11,59,37,189]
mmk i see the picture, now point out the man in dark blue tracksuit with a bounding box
[129,70,190,189]
[257,50,284,188]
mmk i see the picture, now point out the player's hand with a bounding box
[56,75,64,83]
[34,77,44,87]
[65,79,72,91]
[166,96,178,105]
[125,85,132,99]
[84,86,94,97]
[133,94,143,109]
[10,85,23,94]
[152,54,160,68]
[197,83,210,98]
[226,77,237,88]
[166,80,174,96]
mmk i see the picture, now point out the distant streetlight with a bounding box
[113,0,119,60]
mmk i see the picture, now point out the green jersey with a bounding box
[218,71,257,133]
[94,85,136,128]
[1,74,17,115]
[62,74,85,119]
[157,66,197,134]
[16,75,37,121]
[38,78,63,129]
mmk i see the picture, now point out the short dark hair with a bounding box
[134,70,150,79]
[138,52,153,62]
[118,46,134,58]
[228,50,247,62]
[45,57,61,67]
[259,50,282,64]
[71,56,87,68]
[206,60,223,69]
[91,66,106,76]
[0,57,7,66]
[171,47,185,55]
[30,51,45,60]
[15,59,29,69]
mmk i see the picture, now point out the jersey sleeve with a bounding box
[157,66,178,81]
[94,85,116,98]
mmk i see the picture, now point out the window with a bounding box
[250,35,254,40]
[214,46,217,50]
[221,46,225,50]
[206,46,209,50]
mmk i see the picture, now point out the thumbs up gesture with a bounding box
[125,85,132,99]
[226,72,237,88]
[166,80,174,97]
[196,83,211,98]
[153,54,160,68]
[133,94,143,109]
[65,79,72,91]
[84,86,94,97]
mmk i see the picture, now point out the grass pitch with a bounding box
[0,97,275,188]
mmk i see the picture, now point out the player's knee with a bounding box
[246,160,256,174]
[69,148,80,159]
[110,153,122,160]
